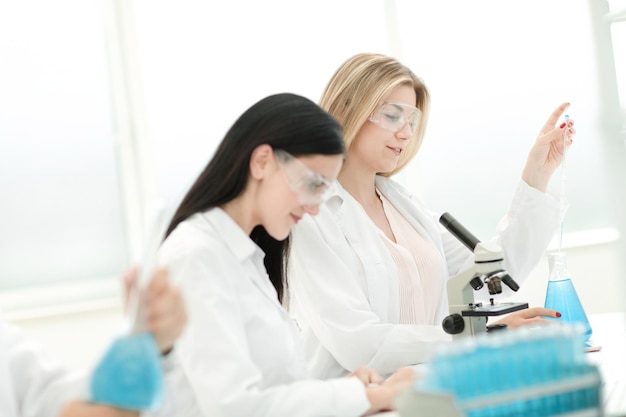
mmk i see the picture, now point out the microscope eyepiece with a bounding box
[439,212,481,252]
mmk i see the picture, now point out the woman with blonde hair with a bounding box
[288,53,574,378]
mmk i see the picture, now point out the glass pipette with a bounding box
[557,113,570,253]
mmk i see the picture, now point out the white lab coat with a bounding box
[288,176,560,379]
[0,319,86,417]
[158,208,370,417]
[0,317,179,417]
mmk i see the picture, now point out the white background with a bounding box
[0,0,625,371]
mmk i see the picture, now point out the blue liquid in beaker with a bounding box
[90,332,164,411]
[545,278,592,341]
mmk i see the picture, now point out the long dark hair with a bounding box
[165,93,345,302]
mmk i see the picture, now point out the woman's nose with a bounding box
[395,122,412,140]
[302,203,320,216]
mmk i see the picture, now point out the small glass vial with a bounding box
[544,251,593,341]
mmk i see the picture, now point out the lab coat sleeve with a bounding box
[289,214,451,377]
[3,321,87,417]
[167,247,370,417]
[496,180,561,281]
[440,180,560,296]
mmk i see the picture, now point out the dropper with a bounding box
[557,113,570,253]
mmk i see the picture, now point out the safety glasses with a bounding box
[368,101,421,135]
[274,149,333,207]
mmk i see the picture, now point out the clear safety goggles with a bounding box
[274,149,333,206]
[368,101,421,135]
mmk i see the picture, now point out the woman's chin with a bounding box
[267,226,291,242]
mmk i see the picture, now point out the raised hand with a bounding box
[522,102,576,192]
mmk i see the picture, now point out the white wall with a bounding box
[514,240,625,315]
[4,0,626,375]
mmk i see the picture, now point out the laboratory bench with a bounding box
[374,312,626,417]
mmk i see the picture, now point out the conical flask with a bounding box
[90,202,168,411]
[544,251,592,342]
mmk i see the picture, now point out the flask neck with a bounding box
[548,251,570,281]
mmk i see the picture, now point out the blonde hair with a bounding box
[319,53,430,177]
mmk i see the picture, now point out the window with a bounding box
[0,0,126,311]
[0,0,392,314]
[2,0,624,316]
[394,0,626,243]
[131,0,390,210]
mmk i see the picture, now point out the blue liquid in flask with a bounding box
[544,252,592,341]
[90,332,164,411]
[90,202,168,411]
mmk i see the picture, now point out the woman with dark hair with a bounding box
[158,93,414,417]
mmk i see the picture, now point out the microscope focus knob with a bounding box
[442,314,465,335]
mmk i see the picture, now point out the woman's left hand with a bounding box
[493,307,561,329]
[349,366,384,386]
[522,102,576,192]
[143,267,187,354]
[58,401,138,417]
[124,267,188,355]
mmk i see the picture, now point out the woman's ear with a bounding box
[249,144,274,180]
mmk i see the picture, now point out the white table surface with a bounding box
[371,312,626,417]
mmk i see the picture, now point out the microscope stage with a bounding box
[461,302,529,317]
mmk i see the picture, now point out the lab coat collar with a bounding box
[323,181,344,213]
[199,208,262,264]
[199,208,281,304]
[322,180,399,321]
[327,176,442,249]
[374,176,442,246]
[321,175,449,322]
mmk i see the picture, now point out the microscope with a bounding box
[439,212,529,339]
